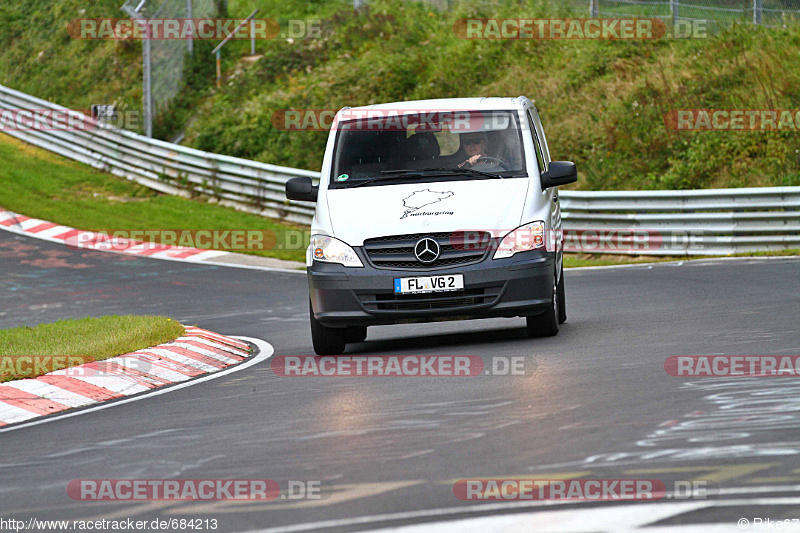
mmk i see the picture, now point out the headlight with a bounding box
[311,235,363,267]
[493,221,546,259]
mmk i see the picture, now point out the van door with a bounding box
[526,108,561,272]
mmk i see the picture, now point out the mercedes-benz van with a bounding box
[286,97,577,355]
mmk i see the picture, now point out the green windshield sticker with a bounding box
[336,174,349,182]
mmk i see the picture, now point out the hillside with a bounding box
[2,0,799,190]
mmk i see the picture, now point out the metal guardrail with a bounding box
[1,83,798,256]
[0,84,317,225]
[560,188,800,255]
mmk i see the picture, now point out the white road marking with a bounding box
[243,494,800,533]
[357,502,705,533]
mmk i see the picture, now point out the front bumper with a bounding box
[309,249,555,327]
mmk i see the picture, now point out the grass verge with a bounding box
[0,315,185,383]
[564,249,800,268]
[0,134,307,262]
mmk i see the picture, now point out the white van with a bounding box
[286,97,577,355]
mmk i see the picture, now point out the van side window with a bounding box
[527,111,546,175]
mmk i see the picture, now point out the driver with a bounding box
[458,132,489,168]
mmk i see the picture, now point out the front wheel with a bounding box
[309,300,347,355]
[526,272,560,338]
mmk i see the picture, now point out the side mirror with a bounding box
[541,161,577,189]
[285,177,318,202]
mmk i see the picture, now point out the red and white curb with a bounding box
[0,208,227,263]
[0,326,253,427]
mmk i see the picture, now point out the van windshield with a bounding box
[328,110,526,188]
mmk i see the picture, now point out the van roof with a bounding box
[343,97,528,113]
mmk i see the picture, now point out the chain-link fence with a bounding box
[589,0,799,26]
[121,0,217,137]
[421,0,800,25]
[151,0,216,113]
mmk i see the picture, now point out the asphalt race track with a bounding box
[1,229,800,531]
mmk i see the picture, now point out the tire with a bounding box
[309,300,347,355]
[557,264,567,324]
[345,326,367,343]
[526,270,560,338]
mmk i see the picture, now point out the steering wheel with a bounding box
[473,156,511,170]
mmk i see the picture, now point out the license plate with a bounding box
[394,274,464,294]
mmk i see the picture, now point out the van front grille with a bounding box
[363,232,492,270]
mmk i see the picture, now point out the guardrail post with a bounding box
[216,50,221,88]
[211,9,259,89]
[186,0,194,56]
[590,0,599,17]
[753,0,762,24]
[251,19,256,55]
[671,0,679,25]
[143,36,153,137]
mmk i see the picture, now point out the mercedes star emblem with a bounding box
[414,238,440,264]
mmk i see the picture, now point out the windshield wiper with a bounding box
[343,169,447,188]
[342,174,419,189]
[342,167,519,189]
[419,167,507,179]
[383,167,511,179]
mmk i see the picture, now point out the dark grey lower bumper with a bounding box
[308,250,555,327]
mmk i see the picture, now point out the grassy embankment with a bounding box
[0,315,185,382]
[0,135,309,262]
[187,0,800,190]
[2,0,798,189]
